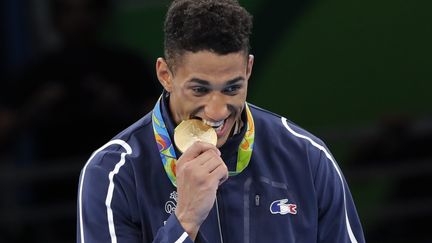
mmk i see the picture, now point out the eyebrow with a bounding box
[188,76,245,87]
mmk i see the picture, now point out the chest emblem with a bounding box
[165,191,178,214]
[270,199,297,215]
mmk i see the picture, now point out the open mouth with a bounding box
[191,116,226,132]
[203,119,225,132]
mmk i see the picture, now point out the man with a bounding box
[77,0,365,242]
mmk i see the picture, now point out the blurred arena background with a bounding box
[1,0,431,242]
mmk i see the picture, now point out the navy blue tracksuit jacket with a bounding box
[77,95,365,243]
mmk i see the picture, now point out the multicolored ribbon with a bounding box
[152,97,255,186]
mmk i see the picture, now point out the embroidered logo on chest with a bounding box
[270,199,297,215]
[165,191,178,214]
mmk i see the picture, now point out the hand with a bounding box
[174,141,228,240]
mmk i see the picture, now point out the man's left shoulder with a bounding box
[248,103,285,129]
[248,103,326,148]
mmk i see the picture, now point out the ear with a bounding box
[246,54,254,80]
[156,57,174,92]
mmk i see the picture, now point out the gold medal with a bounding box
[174,119,217,153]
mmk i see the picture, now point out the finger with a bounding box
[180,141,220,162]
[209,162,228,185]
[202,156,225,173]
[193,149,220,166]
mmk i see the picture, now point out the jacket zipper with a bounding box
[255,194,260,206]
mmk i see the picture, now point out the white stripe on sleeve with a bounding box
[78,139,133,243]
[175,232,189,243]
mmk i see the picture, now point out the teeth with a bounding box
[203,119,224,129]
[215,125,223,132]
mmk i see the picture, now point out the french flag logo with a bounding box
[270,199,297,215]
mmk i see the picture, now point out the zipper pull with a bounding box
[255,194,260,206]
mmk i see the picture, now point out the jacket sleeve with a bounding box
[77,148,198,243]
[314,149,365,243]
[77,150,143,243]
[152,213,196,243]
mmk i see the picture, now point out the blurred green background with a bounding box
[102,0,431,128]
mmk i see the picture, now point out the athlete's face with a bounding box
[156,51,254,147]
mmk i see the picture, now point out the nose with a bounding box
[204,93,229,121]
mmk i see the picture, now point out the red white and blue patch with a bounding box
[270,199,297,215]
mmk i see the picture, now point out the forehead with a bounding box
[173,51,248,83]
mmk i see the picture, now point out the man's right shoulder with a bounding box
[85,111,155,170]
[114,111,153,141]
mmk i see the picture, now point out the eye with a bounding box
[191,86,210,96]
[222,85,242,95]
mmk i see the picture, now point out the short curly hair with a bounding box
[164,0,253,69]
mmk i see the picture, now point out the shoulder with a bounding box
[83,111,154,174]
[249,103,331,158]
[113,111,153,142]
[249,103,338,180]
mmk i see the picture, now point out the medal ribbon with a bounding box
[152,97,255,186]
